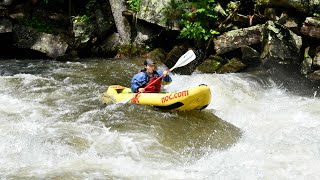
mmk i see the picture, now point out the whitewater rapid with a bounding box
[1,59,320,179]
[172,73,320,178]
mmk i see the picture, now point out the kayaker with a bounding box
[131,59,172,93]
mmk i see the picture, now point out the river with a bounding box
[1,58,320,179]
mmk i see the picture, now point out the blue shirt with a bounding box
[131,70,172,92]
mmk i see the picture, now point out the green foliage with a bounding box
[180,21,219,41]
[126,0,140,12]
[163,0,220,44]
[18,17,53,33]
[72,15,91,23]
[226,1,239,15]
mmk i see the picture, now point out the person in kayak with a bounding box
[131,59,172,93]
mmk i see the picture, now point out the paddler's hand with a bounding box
[163,70,169,76]
[138,88,145,93]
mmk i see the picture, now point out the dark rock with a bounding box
[217,58,247,73]
[137,0,179,30]
[301,47,313,75]
[134,21,155,45]
[233,14,250,26]
[241,46,261,66]
[261,21,302,67]
[55,50,78,61]
[72,16,95,48]
[211,55,228,64]
[146,48,167,64]
[301,17,320,39]
[213,24,263,55]
[9,13,24,19]
[267,63,320,96]
[92,32,120,57]
[0,17,11,33]
[0,0,14,6]
[253,0,310,13]
[307,70,320,81]
[164,45,188,69]
[264,8,278,21]
[13,24,68,58]
[313,46,320,68]
[0,5,8,16]
[164,45,203,75]
[95,8,113,36]
[278,12,300,34]
[196,56,223,73]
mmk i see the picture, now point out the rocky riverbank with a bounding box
[1,0,320,85]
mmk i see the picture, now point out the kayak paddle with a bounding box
[119,49,196,104]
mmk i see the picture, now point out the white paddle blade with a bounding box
[170,50,196,71]
[118,50,196,104]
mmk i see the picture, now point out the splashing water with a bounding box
[1,59,320,179]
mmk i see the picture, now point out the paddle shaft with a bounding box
[132,70,170,102]
[120,50,196,104]
[137,64,178,93]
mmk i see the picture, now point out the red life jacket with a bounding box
[143,71,161,93]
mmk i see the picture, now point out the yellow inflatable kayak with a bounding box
[101,84,211,111]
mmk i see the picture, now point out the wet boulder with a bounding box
[13,24,68,58]
[95,7,114,36]
[313,46,320,68]
[261,21,302,67]
[146,48,167,64]
[0,17,11,33]
[72,16,95,48]
[216,58,247,73]
[278,12,300,34]
[92,32,121,58]
[137,0,179,30]
[307,70,320,81]
[301,17,320,39]
[241,46,261,66]
[0,17,13,54]
[164,45,188,70]
[134,22,155,46]
[196,55,224,73]
[263,8,278,21]
[253,0,310,13]
[255,1,319,21]
[164,45,203,75]
[213,24,263,55]
[0,0,14,6]
[301,47,313,75]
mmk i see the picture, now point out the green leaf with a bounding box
[196,8,206,13]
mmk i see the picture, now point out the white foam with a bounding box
[164,73,320,178]
[2,71,320,178]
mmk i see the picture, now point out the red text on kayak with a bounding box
[161,90,189,104]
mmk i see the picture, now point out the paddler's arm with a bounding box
[131,72,147,93]
[157,70,172,85]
